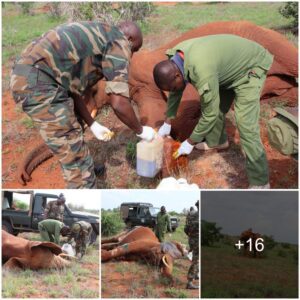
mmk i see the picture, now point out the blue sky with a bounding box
[101,190,200,213]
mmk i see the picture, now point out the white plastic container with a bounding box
[136,136,164,178]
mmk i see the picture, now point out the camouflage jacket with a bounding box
[44,200,65,222]
[184,210,199,238]
[16,21,131,97]
[70,221,92,237]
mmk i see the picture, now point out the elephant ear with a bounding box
[30,241,62,256]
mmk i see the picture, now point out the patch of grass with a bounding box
[20,117,35,129]
[2,3,66,64]
[42,274,60,285]
[164,287,188,298]
[125,139,138,164]
[146,2,291,36]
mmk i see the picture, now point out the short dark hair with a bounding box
[153,60,176,90]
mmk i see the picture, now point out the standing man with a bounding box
[11,21,156,188]
[44,193,66,222]
[155,206,171,242]
[184,200,199,289]
[38,219,67,245]
[62,221,93,259]
[153,35,273,188]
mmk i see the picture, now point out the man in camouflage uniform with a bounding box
[44,193,66,222]
[184,200,199,289]
[61,221,93,259]
[155,206,171,242]
[10,21,156,188]
[38,219,68,245]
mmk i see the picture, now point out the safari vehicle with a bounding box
[2,191,99,243]
[120,202,179,231]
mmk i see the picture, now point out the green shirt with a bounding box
[39,219,64,244]
[165,34,273,142]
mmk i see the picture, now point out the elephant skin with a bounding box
[2,230,70,270]
[17,21,298,184]
[101,226,187,277]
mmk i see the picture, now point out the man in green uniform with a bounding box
[155,206,171,242]
[184,200,199,289]
[153,35,273,188]
[10,21,156,189]
[44,193,66,222]
[38,219,67,245]
[62,221,93,259]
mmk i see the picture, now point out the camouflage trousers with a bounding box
[74,229,92,257]
[10,64,96,188]
[204,67,269,186]
[187,237,199,281]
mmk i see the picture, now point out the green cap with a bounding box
[267,107,298,156]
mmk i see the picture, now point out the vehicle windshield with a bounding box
[149,207,160,216]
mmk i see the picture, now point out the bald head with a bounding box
[118,21,143,52]
[153,60,185,92]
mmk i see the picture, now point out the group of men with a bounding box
[11,20,276,189]
[154,203,199,289]
[38,194,93,259]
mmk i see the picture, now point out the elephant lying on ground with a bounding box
[101,226,188,277]
[17,21,298,185]
[2,230,71,269]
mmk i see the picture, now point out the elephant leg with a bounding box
[101,242,120,250]
[101,230,129,244]
[101,240,159,262]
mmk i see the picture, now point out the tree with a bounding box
[201,220,222,246]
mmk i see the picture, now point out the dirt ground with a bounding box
[2,85,297,189]
[2,232,99,298]
[101,259,199,298]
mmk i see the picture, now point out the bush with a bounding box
[19,2,34,15]
[14,200,29,210]
[262,235,277,250]
[101,210,124,236]
[60,2,154,25]
[281,242,291,249]
[201,220,222,246]
[48,3,62,19]
[279,2,298,27]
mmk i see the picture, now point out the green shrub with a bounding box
[14,200,29,210]
[101,210,124,236]
[262,235,277,250]
[279,2,298,27]
[60,2,154,25]
[281,242,291,249]
[201,220,222,246]
[19,2,34,15]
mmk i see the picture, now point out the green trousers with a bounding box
[205,69,269,186]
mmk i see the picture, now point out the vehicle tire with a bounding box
[2,220,14,235]
[89,230,98,245]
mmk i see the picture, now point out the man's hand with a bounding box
[173,140,194,158]
[90,121,114,141]
[136,126,156,142]
[158,122,171,137]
